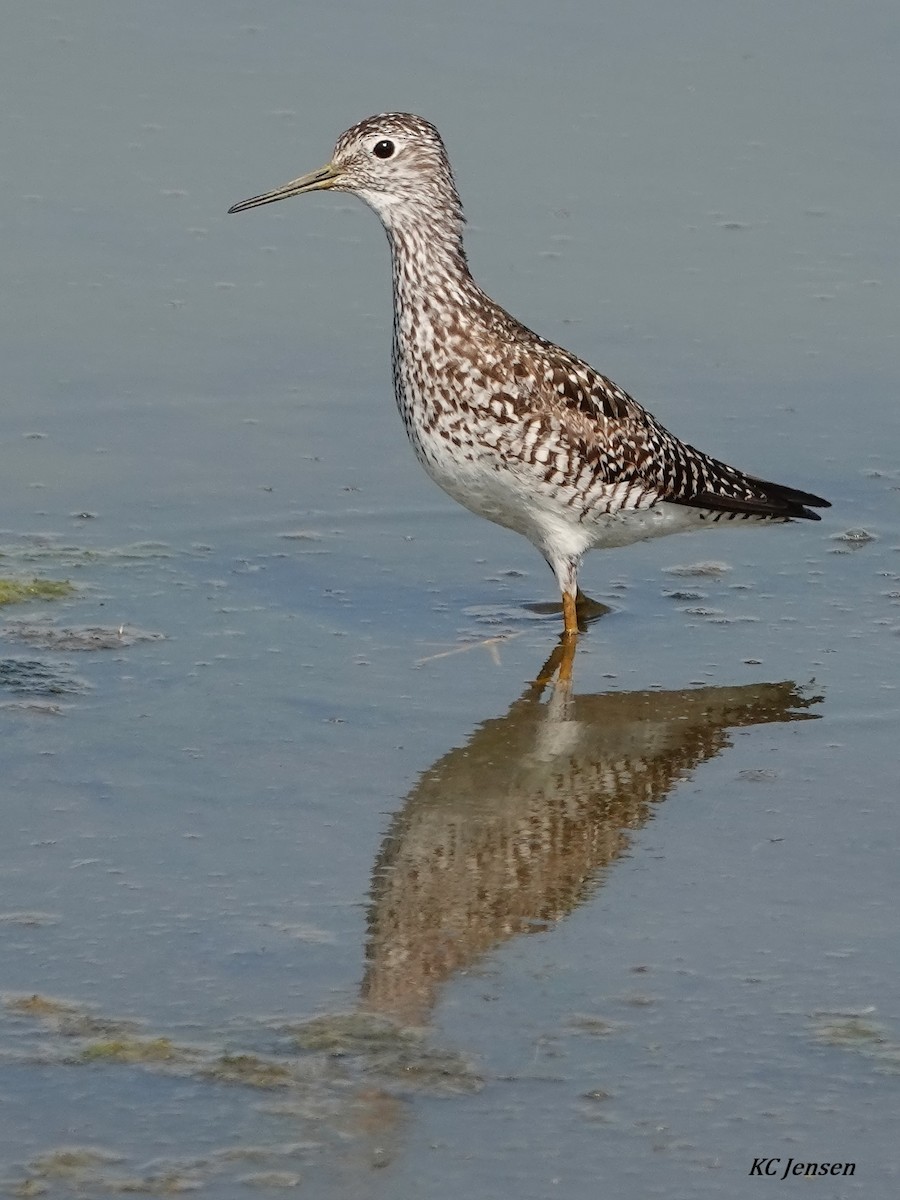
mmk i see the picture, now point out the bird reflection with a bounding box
[361,639,821,1024]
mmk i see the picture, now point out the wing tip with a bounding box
[678,480,831,521]
[766,485,831,521]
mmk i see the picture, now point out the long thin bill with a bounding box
[228,164,340,214]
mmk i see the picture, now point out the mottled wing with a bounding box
[544,354,829,521]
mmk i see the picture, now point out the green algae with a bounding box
[287,1013,481,1094]
[5,991,481,1108]
[86,1172,201,1193]
[566,1014,623,1037]
[1,990,489,1195]
[0,577,74,606]
[289,1011,422,1054]
[236,1172,303,1190]
[5,993,141,1041]
[2,622,164,651]
[10,1147,201,1196]
[27,1147,124,1178]
[202,1054,296,1089]
[0,540,174,566]
[5,993,81,1019]
[7,1180,49,1197]
[816,1017,886,1045]
[812,1014,900,1074]
[80,1036,183,1064]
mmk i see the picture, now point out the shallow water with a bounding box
[1,2,898,1197]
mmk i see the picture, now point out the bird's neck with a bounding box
[384,208,481,331]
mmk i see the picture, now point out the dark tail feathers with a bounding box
[684,476,831,521]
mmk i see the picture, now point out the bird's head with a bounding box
[228,112,463,229]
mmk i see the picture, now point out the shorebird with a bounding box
[229,113,829,636]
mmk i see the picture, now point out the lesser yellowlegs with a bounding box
[229,113,829,636]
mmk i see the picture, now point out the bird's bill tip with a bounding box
[227,163,341,214]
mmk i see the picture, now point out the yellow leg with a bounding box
[562,591,579,637]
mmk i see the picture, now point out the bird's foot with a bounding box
[522,591,611,633]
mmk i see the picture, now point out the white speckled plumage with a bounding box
[229,113,829,634]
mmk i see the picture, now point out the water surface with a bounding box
[1,2,897,1197]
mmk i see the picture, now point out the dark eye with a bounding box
[373,139,395,159]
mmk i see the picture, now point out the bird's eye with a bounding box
[372,139,395,159]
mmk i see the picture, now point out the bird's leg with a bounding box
[562,591,579,638]
[544,554,610,632]
[544,552,583,638]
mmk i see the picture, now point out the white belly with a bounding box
[403,413,740,562]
